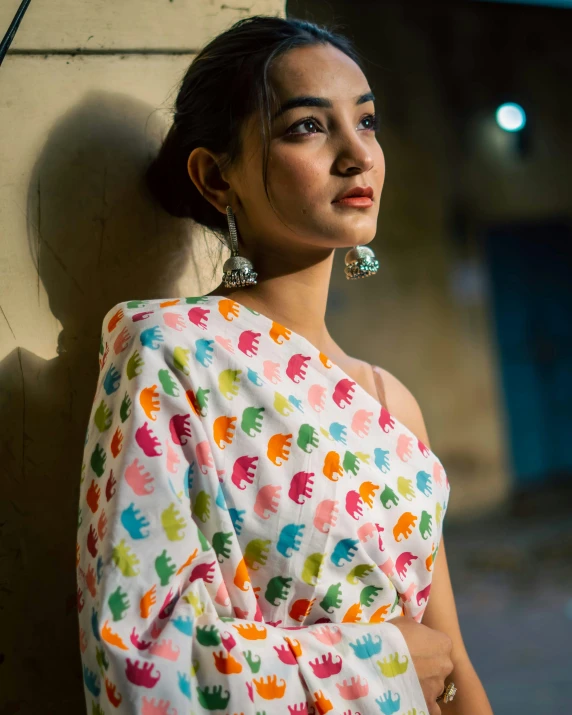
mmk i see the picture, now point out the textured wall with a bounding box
[0,1,285,710]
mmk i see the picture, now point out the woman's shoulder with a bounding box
[99,298,221,371]
[101,298,161,332]
[100,297,203,336]
[371,363,431,448]
[333,350,430,446]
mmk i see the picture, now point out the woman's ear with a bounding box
[187,147,231,215]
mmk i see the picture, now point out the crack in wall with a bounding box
[7,48,199,56]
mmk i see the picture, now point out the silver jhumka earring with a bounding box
[344,245,379,279]
[221,205,258,288]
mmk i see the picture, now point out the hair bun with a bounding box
[145,124,194,219]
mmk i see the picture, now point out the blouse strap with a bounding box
[370,363,387,409]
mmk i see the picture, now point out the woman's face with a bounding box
[230,42,385,257]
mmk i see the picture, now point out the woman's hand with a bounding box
[391,616,454,715]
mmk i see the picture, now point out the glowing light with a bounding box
[496,103,527,132]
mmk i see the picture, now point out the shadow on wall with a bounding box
[0,92,208,711]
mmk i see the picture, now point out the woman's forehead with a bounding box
[269,44,365,97]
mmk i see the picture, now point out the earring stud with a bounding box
[222,205,258,288]
[344,245,379,279]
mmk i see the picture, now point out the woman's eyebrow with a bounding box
[273,91,375,120]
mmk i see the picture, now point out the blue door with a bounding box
[484,219,572,490]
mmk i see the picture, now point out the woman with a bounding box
[76,15,493,715]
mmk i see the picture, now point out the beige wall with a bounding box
[0,1,284,709]
[0,0,283,51]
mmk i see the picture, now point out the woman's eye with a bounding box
[362,113,379,131]
[286,113,379,136]
[286,117,322,135]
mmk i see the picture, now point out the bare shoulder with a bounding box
[332,349,432,448]
[373,365,431,447]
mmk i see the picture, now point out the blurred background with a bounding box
[0,0,570,712]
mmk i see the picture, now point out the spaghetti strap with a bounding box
[371,363,387,409]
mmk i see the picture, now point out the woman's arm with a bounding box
[377,367,494,714]
[423,538,494,715]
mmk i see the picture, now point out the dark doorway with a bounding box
[484,219,572,495]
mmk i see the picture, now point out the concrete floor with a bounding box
[443,485,572,714]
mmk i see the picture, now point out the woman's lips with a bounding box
[332,197,374,207]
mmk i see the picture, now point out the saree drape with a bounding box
[77,294,451,714]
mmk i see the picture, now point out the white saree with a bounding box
[76,294,450,714]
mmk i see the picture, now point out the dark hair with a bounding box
[145,15,364,245]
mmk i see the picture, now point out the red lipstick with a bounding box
[332,185,374,207]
